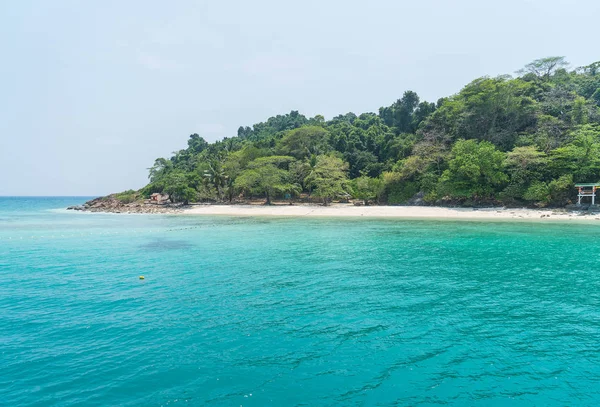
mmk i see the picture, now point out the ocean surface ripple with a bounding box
[2,197,600,406]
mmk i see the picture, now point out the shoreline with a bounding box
[181,204,600,221]
[70,198,600,222]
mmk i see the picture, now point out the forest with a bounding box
[128,57,600,207]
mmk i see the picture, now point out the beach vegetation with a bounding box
[351,176,384,205]
[113,190,139,204]
[304,155,349,205]
[234,156,299,205]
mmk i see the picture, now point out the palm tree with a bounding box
[203,159,228,201]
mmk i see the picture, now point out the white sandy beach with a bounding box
[183,204,600,221]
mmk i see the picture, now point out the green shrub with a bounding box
[523,182,550,203]
[523,174,573,206]
[382,172,419,204]
[114,189,139,204]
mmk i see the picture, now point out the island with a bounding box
[75,56,600,217]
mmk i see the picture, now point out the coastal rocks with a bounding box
[406,191,426,206]
[566,204,600,213]
[566,204,588,211]
[73,195,184,214]
[66,205,85,211]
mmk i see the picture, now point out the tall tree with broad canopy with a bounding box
[550,124,600,181]
[351,176,384,205]
[234,156,299,205]
[305,155,349,205]
[438,140,508,200]
[276,126,330,159]
[162,170,197,204]
[518,56,569,80]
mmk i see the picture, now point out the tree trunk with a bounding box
[265,190,271,205]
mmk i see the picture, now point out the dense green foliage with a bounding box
[138,57,600,207]
[112,189,139,204]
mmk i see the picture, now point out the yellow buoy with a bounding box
[139,276,145,280]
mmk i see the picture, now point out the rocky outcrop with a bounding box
[406,191,426,206]
[69,196,184,214]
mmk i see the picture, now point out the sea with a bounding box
[2,196,600,406]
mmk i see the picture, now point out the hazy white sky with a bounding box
[1,0,598,196]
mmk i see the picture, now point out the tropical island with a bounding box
[79,57,600,216]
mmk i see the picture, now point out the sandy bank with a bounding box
[182,204,600,221]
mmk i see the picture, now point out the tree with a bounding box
[523,174,573,206]
[439,140,508,200]
[187,134,209,153]
[518,114,567,153]
[203,158,227,201]
[351,176,384,205]
[277,126,329,159]
[234,156,298,204]
[500,146,548,202]
[379,91,425,133]
[305,155,349,205]
[290,155,318,192]
[344,150,379,178]
[381,171,421,204]
[504,146,548,182]
[237,126,252,138]
[418,76,537,150]
[540,86,578,123]
[551,124,600,181]
[518,56,569,80]
[148,158,173,183]
[244,110,309,141]
[578,61,600,76]
[163,171,197,204]
[593,88,600,107]
[572,96,590,125]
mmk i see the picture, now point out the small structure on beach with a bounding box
[575,183,600,205]
[150,193,169,204]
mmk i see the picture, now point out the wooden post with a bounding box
[593,187,597,206]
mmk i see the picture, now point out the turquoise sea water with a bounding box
[2,197,600,406]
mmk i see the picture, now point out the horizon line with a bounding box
[0,195,100,198]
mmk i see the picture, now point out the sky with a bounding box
[1,0,598,196]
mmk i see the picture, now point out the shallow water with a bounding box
[2,197,600,406]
